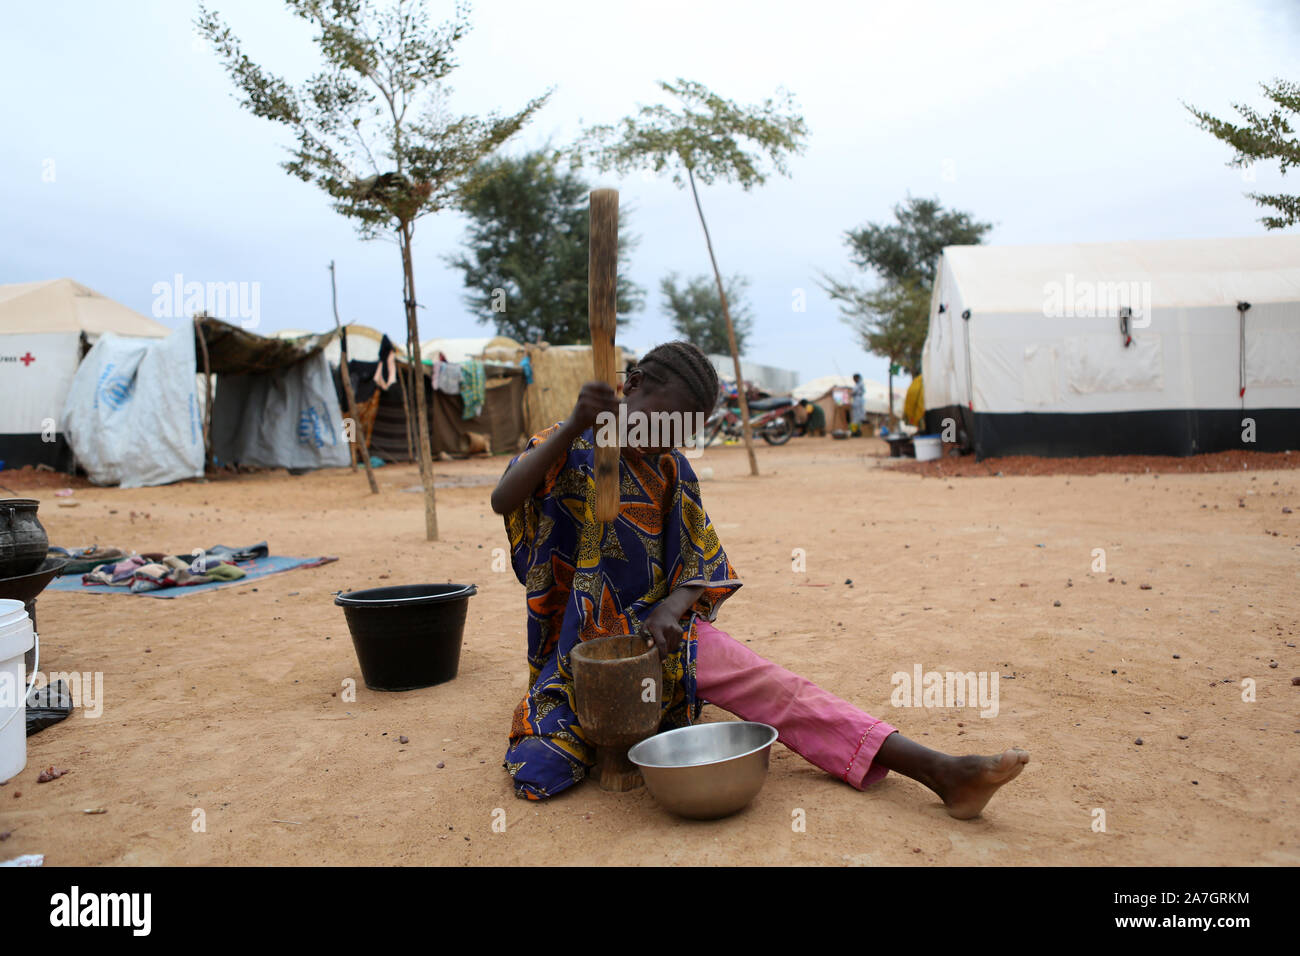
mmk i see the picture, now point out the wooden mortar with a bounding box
[570,634,661,791]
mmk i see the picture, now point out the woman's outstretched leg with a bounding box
[872,732,1029,820]
[694,619,1029,818]
[694,619,898,789]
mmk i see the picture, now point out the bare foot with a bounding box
[936,749,1030,820]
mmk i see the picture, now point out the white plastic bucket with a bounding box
[914,435,942,461]
[0,599,36,783]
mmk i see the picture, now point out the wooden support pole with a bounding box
[687,167,759,476]
[401,222,439,540]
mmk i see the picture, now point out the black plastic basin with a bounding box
[334,583,477,691]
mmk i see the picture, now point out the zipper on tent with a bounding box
[1237,301,1251,401]
[961,309,973,411]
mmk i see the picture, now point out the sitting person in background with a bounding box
[799,398,826,436]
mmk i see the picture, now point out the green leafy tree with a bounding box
[834,278,930,377]
[197,0,549,540]
[574,78,808,476]
[821,197,990,418]
[837,196,992,286]
[659,272,752,356]
[448,151,644,343]
[1185,78,1300,229]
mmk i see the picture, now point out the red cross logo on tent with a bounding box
[20,352,35,366]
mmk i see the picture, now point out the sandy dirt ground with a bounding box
[1,436,1297,866]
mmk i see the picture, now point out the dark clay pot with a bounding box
[0,499,48,578]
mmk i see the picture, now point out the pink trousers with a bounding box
[694,619,898,789]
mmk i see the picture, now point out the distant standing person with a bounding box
[850,373,866,436]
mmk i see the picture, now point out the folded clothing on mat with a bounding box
[49,546,127,576]
[50,554,338,598]
[133,543,269,567]
[129,556,247,592]
[197,542,269,564]
[83,554,247,592]
[82,556,148,586]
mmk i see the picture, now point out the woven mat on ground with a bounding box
[45,555,338,599]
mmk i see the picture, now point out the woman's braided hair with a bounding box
[631,341,720,415]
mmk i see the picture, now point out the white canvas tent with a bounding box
[0,279,169,470]
[921,236,1300,457]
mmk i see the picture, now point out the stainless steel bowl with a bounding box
[627,721,778,820]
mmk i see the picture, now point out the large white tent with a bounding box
[921,236,1300,457]
[0,279,170,470]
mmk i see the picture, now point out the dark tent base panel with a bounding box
[0,434,74,472]
[924,405,1299,460]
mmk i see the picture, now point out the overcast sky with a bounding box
[2,0,1295,384]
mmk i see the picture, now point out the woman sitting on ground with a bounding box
[489,341,1028,817]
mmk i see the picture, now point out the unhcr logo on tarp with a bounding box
[94,363,134,411]
[297,405,334,449]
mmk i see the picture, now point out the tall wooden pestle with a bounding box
[587,188,620,523]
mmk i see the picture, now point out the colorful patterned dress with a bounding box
[502,422,742,800]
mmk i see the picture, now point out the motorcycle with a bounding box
[700,394,797,447]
